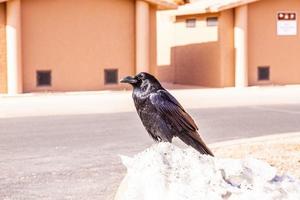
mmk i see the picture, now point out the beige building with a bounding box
[1,0,299,94]
[0,0,178,94]
[157,0,300,87]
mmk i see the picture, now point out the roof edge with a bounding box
[209,0,260,13]
[175,0,261,16]
[144,0,178,10]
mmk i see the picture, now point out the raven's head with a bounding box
[120,72,162,91]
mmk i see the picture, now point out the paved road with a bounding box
[1,104,300,199]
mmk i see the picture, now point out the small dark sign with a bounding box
[277,12,296,20]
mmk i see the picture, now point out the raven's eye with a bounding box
[138,73,145,80]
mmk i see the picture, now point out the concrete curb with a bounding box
[209,132,300,148]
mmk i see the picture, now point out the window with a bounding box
[206,17,218,26]
[186,18,196,28]
[104,69,118,84]
[258,66,270,81]
[37,70,51,86]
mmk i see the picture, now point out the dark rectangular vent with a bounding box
[206,17,218,26]
[104,69,118,84]
[258,66,270,81]
[37,70,51,86]
[186,18,196,28]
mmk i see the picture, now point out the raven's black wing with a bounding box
[150,89,213,155]
[150,90,197,131]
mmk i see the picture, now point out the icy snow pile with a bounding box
[116,143,300,200]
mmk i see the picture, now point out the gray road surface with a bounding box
[1,104,300,199]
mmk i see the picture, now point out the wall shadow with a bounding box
[157,41,222,88]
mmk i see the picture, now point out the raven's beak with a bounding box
[120,76,137,84]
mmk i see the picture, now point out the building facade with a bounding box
[0,0,177,94]
[157,0,300,87]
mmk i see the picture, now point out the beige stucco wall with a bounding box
[173,13,220,86]
[157,13,221,86]
[150,5,157,75]
[158,0,300,87]
[219,9,235,87]
[156,10,176,82]
[0,3,6,93]
[248,0,300,85]
[157,10,234,87]
[22,0,135,92]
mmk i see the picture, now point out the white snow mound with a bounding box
[117,143,300,200]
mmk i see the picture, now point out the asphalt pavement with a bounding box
[1,104,300,199]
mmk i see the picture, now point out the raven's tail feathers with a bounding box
[178,132,214,156]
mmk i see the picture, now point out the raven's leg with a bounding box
[156,124,173,142]
[156,132,172,143]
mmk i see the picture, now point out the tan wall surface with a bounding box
[22,0,135,92]
[219,9,235,87]
[0,3,6,93]
[174,14,219,46]
[150,5,157,76]
[173,43,220,86]
[157,12,221,85]
[173,14,221,87]
[156,10,175,82]
[248,0,300,85]
[156,11,235,87]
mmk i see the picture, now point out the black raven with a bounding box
[120,72,213,156]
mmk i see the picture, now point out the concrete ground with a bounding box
[1,84,300,118]
[1,85,300,200]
